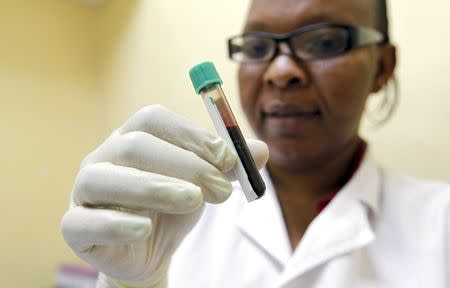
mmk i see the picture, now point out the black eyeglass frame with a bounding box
[227,23,388,63]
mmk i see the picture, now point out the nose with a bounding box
[263,43,310,89]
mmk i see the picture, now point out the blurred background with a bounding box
[0,0,449,286]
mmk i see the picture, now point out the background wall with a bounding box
[0,0,105,286]
[0,0,449,286]
[362,0,450,179]
[97,0,249,131]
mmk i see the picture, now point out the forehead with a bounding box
[245,0,376,33]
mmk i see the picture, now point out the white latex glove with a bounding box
[60,105,269,288]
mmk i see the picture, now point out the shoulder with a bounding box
[368,164,450,280]
[381,167,450,204]
[378,166,450,227]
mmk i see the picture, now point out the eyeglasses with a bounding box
[227,23,387,63]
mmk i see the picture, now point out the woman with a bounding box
[61,0,450,287]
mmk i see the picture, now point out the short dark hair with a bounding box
[377,0,390,43]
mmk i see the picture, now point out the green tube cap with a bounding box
[189,61,223,94]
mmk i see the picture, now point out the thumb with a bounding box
[246,138,269,170]
[225,138,269,182]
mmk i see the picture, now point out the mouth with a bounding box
[262,106,322,118]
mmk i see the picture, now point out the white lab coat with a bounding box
[168,153,450,287]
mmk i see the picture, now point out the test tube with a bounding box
[189,61,265,202]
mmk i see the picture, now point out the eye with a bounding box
[293,28,349,58]
[241,36,273,59]
[314,35,341,50]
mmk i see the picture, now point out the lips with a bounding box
[262,105,322,118]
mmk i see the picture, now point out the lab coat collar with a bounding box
[235,150,382,283]
[279,152,382,286]
[344,150,381,217]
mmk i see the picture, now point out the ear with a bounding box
[372,44,397,93]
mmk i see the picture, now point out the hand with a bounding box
[61,105,269,287]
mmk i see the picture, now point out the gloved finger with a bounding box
[117,105,237,172]
[81,131,233,203]
[246,138,269,170]
[225,138,269,182]
[61,206,152,253]
[73,162,203,214]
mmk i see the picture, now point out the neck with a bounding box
[268,138,361,201]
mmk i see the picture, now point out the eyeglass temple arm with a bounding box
[355,26,386,46]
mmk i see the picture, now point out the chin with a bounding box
[267,140,327,171]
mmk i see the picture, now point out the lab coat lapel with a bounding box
[278,154,381,286]
[236,168,291,267]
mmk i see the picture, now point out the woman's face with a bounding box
[239,0,391,170]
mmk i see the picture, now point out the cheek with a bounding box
[311,51,377,121]
[238,64,267,122]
